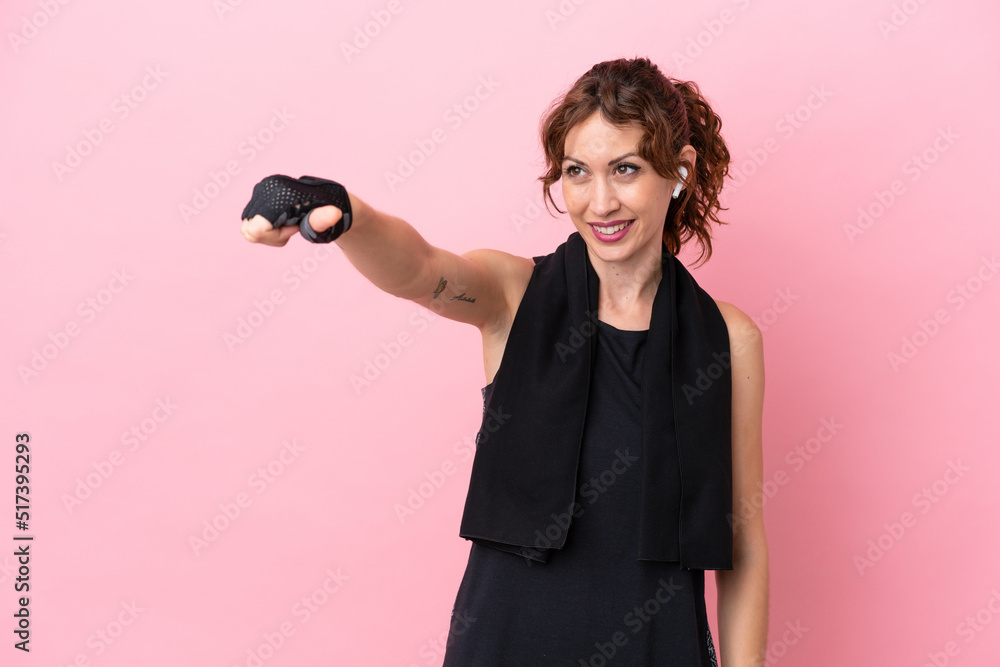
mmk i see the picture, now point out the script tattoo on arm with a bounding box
[432,277,477,303]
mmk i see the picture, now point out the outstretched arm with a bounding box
[242,188,523,333]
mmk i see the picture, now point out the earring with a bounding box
[672,166,688,199]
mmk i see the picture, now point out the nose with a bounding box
[589,175,620,217]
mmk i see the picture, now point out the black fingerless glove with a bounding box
[241,174,353,244]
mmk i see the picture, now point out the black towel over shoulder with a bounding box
[443,320,718,666]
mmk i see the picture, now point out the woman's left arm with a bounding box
[714,301,769,667]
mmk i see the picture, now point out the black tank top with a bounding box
[442,319,718,666]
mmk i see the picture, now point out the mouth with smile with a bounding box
[588,219,635,242]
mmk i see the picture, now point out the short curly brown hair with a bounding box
[537,56,732,267]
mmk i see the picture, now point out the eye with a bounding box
[562,163,639,178]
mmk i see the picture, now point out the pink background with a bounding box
[3,0,999,665]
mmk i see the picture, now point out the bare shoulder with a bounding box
[461,249,536,332]
[713,299,764,364]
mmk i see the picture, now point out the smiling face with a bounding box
[561,112,693,267]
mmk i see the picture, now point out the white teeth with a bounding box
[595,221,631,234]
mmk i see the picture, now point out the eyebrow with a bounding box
[563,152,640,167]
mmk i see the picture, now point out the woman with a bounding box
[242,56,768,666]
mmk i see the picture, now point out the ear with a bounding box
[672,145,697,199]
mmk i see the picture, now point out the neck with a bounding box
[587,243,664,319]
